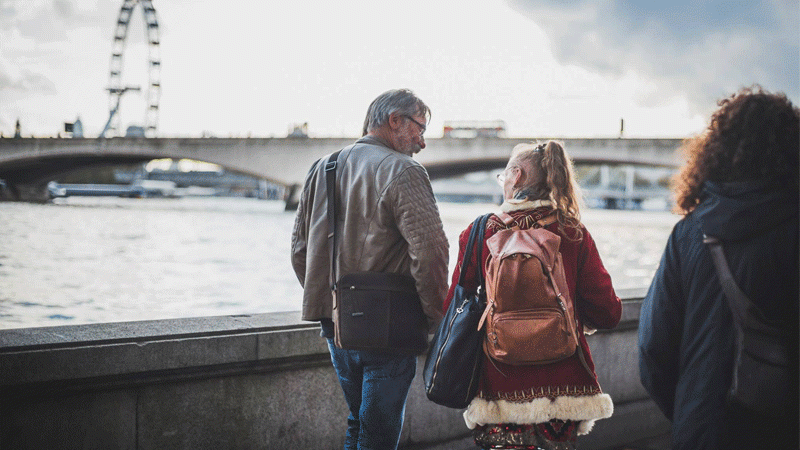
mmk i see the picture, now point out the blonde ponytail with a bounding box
[512,140,584,240]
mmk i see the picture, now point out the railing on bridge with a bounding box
[430,164,674,210]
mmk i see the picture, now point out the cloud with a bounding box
[52,0,75,19]
[0,66,57,94]
[1,0,784,138]
[0,1,72,96]
[0,0,118,135]
[0,0,117,91]
[506,0,799,114]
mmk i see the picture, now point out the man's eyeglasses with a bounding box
[404,116,427,136]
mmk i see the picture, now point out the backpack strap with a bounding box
[535,212,595,376]
[498,211,558,230]
[535,213,558,227]
[496,212,518,229]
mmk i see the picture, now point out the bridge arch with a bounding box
[0,137,683,202]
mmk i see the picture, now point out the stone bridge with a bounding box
[0,136,683,201]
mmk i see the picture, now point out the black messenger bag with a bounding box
[326,150,428,354]
[334,272,427,354]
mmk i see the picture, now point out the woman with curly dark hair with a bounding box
[639,86,799,449]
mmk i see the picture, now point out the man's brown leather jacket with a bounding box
[291,136,448,331]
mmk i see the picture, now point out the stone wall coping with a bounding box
[0,311,312,350]
[0,289,647,391]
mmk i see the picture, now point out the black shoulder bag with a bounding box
[325,150,428,354]
[424,213,492,408]
[703,234,790,417]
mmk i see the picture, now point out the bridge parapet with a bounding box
[1,137,684,189]
[0,288,668,449]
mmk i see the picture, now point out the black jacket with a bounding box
[638,180,798,449]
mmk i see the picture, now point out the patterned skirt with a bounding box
[473,420,579,450]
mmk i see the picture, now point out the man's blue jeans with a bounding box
[326,339,417,450]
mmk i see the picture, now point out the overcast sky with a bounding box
[1,0,797,139]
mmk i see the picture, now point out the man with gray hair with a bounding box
[291,88,448,449]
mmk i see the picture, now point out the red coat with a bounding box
[445,206,622,433]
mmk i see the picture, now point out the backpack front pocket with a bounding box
[486,308,578,365]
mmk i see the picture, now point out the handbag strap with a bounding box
[474,214,490,290]
[457,213,490,288]
[326,149,343,291]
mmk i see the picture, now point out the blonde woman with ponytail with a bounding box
[442,141,622,449]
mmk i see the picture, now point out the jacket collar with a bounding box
[500,199,552,212]
[357,135,391,149]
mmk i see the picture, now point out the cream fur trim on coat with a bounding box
[463,393,614,436]
[500,199,551,213]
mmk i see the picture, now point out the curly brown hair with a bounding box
[673,86,799,214]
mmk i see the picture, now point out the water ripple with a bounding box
[1,198,677,329]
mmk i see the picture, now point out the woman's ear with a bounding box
[511,165,525,188]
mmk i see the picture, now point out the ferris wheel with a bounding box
[103,0,161,137]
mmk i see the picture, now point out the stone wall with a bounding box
[0,292,668,449]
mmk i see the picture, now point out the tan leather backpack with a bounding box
[477,212,580,365]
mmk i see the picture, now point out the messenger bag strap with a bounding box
[703,235,779,335]
[702,235,749,326]
[326,149,343,291]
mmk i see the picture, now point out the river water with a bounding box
[0,197,680,330]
